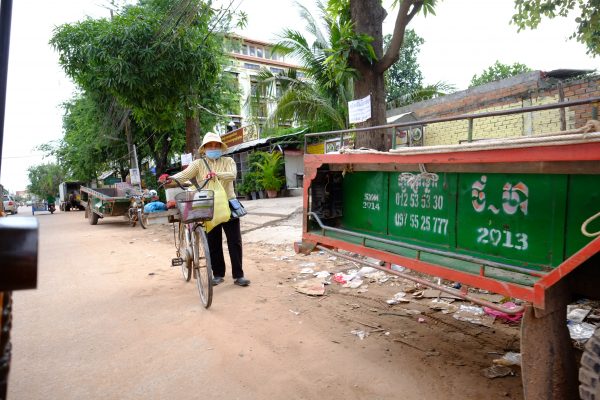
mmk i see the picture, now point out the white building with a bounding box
[223,35,301,139]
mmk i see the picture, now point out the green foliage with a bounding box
[27,163,66,199]
[45,93,130,183]
[265,1,369,131]
[253,152,285,191]
[512,0,600,56]
[469,61,533,88]
[49,0,240,170]
[260,125,306,138]
[384,30,424,104]
[239,171,262,193]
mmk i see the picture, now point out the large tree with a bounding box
[264,1,368,132]
[50,0,239,166]
[384,29,424,107]
[512,0,600,57]
[325,0,437,150]
[27,163,66,200]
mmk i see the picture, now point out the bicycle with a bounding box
[126,191,149,229]
[164,177,214,308]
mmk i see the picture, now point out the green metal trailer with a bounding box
[297,99,600,399]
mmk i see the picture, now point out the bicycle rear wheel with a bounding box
[179,222,192,281]
[192,227,213,308]
[137,209,147,229]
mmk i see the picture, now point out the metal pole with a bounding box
[132,144,141,190]
[0,0,14,175]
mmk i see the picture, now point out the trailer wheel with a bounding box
[89,211,99,225]
[580,326,600,400]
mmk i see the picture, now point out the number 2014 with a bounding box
[476,227,528,251]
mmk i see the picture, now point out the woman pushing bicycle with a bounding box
[159,132,250,287]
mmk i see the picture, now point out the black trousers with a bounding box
[206,217,244,279]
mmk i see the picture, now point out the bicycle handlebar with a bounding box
[158,176,210,192]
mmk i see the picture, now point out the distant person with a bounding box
[159,132,250,287]
[68,191,76,210]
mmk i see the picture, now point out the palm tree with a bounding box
[254,1,375,132]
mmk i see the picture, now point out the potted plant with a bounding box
[240,172,261,200]
[254,151,285,198]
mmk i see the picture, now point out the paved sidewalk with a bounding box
[238,195,303,244]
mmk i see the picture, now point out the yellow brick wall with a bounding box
[423,94,576,145]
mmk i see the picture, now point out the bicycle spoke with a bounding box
[193,228,213,308]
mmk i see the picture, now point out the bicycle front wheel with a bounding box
[192,228,213,308]
[180,223,192,282]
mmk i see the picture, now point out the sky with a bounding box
[0,0,598,193]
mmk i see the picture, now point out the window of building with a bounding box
[241,44,248,55]
[244,63,260,70]
[249,46,256,56]
[256,47,263,58]
[265,49,271,59]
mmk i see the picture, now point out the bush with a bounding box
[253,152,285,191]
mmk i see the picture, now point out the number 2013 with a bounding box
[476,227,528,251]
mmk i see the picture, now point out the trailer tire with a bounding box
[89,211,99,225]
[579,326,600,400]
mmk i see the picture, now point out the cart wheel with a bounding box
[138,209,147,229]
[579,326,600,399]
[89,211,99,225]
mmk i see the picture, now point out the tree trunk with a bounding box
[125,117,136,170]
[350,0,389,151]
[185,114,200,156]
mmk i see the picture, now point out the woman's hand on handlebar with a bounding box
[158,173,171,184]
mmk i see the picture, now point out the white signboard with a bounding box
[348,95,371,124]
[129,168,141,185]
[181,153,193,167]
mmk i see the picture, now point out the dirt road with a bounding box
[8,205,523,399]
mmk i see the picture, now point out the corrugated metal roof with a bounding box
[98,170,116,180]
[224,128,308,155]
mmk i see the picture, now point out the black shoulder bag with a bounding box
[202,157,247,219]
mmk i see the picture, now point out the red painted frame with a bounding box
[301,141,600,309]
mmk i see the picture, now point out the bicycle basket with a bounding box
[175,190,214,223]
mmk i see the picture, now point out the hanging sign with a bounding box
[181,153,193,167]
[348,95,372,124]
[129,168,141,185]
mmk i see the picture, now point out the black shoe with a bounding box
[234,277,250,286]
[212,277,224,286]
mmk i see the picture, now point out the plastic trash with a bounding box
[356,266,377,276]
[454,304,496,327]
[144,201,167,212]
[343,279,364,289]
[566,306,591,323]
[483,302,524,323]
[567,321,596,341]
[313,271,331,279]
[493,352,522,367]
[299,268,314,274]
[386,292,410,305]
[391,264,406,272]
[350,330,369,340]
